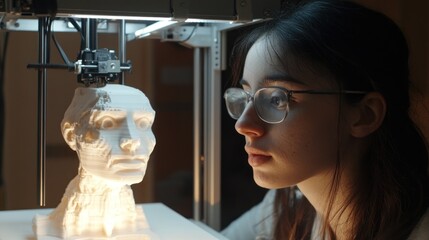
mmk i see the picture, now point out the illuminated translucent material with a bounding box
[33,85,158,239]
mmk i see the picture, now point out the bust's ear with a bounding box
[62,122,77,151]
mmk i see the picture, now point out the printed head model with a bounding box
[33,84,158,240]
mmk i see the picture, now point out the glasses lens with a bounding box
[254,88,288,123]
[224,88,248,119]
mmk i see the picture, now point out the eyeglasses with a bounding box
[224,87,368,124]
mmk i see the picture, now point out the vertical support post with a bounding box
[118,20,126,84]
[203,26,221,230]
[83,19,97,50]
[37,17,48,207]
[193,48,202,221]
[187,24,223,229]
[82,19,89,49]
[89,19,98,50]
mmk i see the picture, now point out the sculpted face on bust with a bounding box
[61,84,156,185]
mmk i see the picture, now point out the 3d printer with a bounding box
[0,0,281,232]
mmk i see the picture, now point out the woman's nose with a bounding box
[234,102,264,137]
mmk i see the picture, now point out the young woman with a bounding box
[221,0,429,239]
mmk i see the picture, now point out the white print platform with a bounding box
[0,203,227,240]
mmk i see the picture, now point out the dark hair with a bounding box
[230,0,429,239]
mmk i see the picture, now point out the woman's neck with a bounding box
[297,169,355,239]
[297,140,364,239]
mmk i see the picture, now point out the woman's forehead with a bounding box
[244,39,336,89]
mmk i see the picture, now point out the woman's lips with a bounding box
[248,153,271,167]
[245,147,271,167]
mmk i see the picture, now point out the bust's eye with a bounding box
[136,117,153,129]
[96,116,118,130]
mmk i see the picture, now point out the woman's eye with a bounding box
[270,93,288,110]
[136,118,153,129]
[96,116,117,129]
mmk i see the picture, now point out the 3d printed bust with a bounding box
[33,84,157,239]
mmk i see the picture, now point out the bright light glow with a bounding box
[184,18,234,23]
[63,14,173,22]
[134,20,178,38]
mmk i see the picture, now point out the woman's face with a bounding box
[235,39,347,189]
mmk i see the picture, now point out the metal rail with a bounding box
[37,17,48,206]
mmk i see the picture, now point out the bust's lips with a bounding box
[110,157,147,170]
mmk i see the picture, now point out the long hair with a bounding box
[230,0,429,239]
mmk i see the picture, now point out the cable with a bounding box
[49,17,85,69]
[179,24,199,43]
[50,19,73,67]
[67,18,85,60]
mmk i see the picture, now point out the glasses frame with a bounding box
[224,87,368,124]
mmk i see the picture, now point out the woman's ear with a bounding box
[62,122,77,151]
[349,92,386,138]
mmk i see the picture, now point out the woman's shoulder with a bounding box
[408,207,429,240]
[221,189,277,240]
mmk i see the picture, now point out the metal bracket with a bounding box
[162,25,212,47]
[160,24,234,71]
